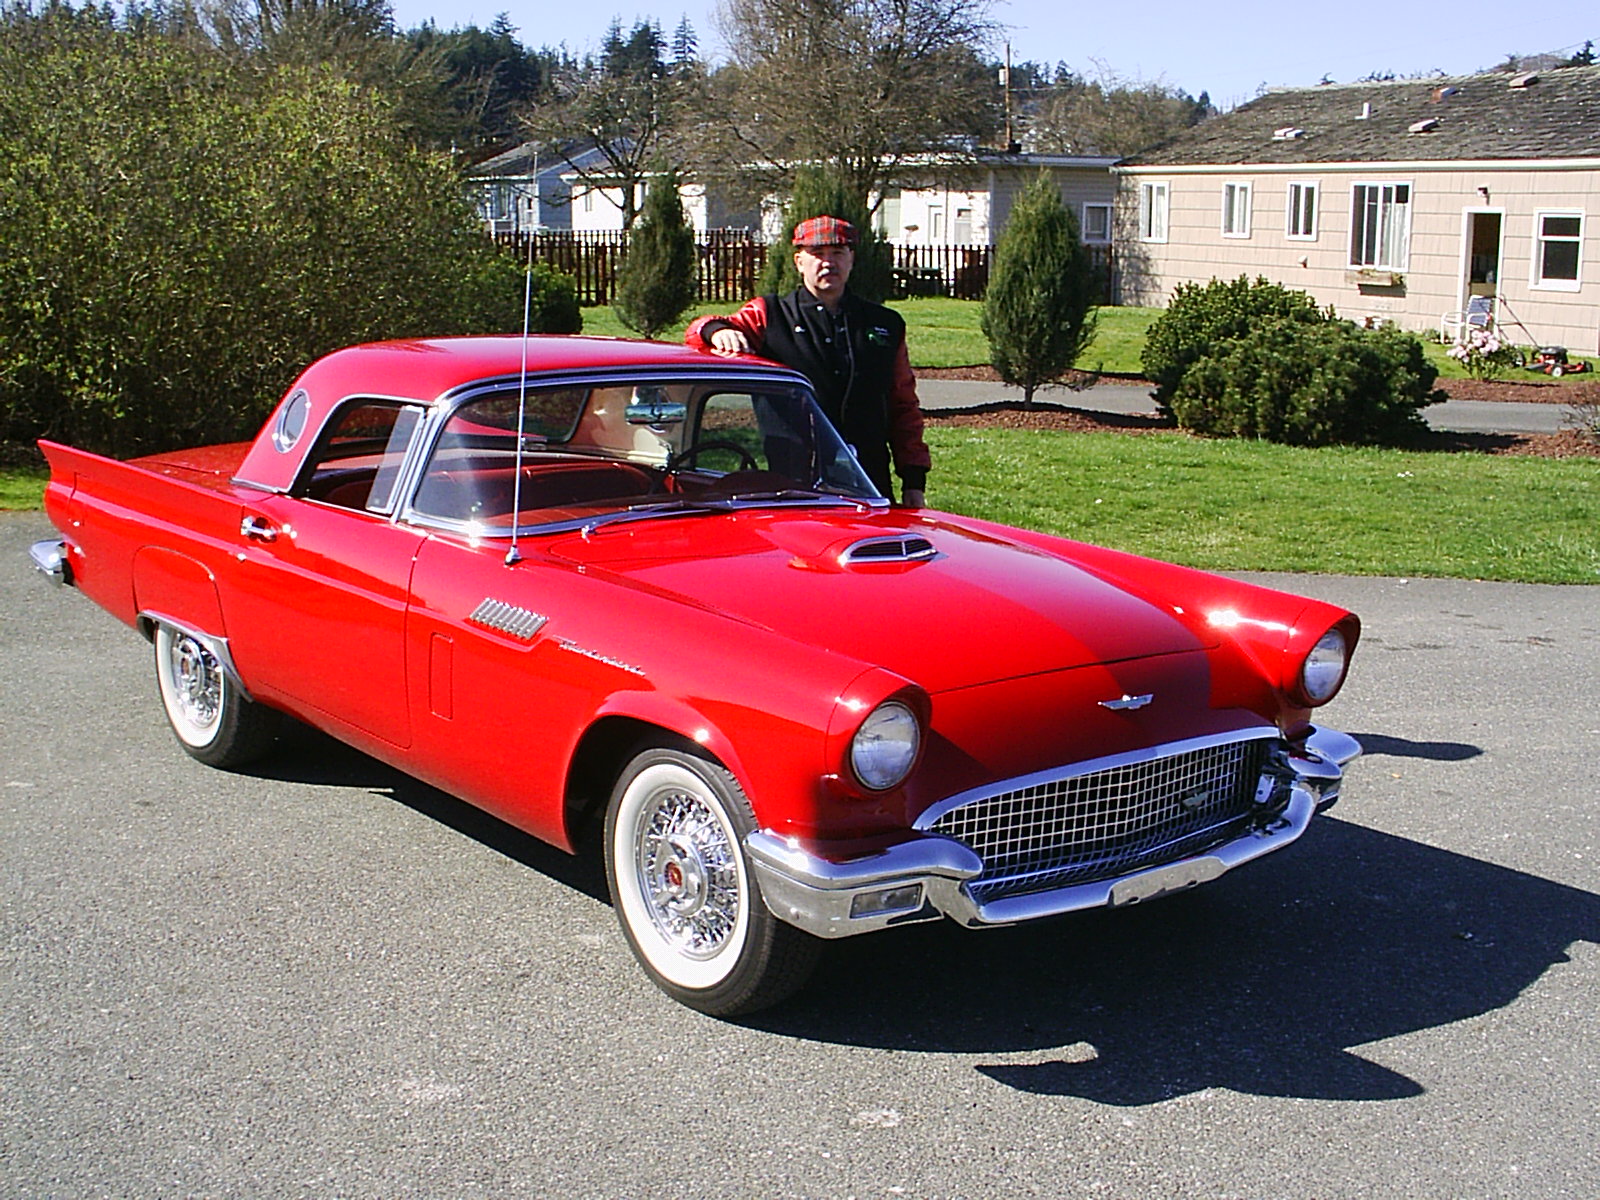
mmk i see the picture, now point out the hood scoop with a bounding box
[841,534,937,565]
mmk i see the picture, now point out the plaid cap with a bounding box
[792,216,859,248]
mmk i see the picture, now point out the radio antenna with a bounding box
[505,237,536,567]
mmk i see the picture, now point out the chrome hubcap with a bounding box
[171,635,221,730]
[635,789,740,960]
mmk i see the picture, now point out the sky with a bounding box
[386,0,1597,111]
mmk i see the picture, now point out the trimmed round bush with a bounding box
[1169,318,1442,446]
[1142,276,1326,414]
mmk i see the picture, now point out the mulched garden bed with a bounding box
[917,369,1600,458]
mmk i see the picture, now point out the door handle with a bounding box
[240,515,279,543]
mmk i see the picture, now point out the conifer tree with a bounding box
[757,166,892,304]
[981,173,1098,406]
[612,167,698,338]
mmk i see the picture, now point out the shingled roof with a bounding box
[1121,64,1600,166]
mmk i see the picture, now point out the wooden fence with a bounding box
[491,230,1113,307]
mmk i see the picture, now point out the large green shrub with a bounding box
[612,167,697,338]
[1141,276,1326,413]
[756,165,892,303]
[1170,318,1443,445]
[0,9,576,457]
[980,172,1098,406]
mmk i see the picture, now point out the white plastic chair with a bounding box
[1440,295,1495,343]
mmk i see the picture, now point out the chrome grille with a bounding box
[927,738,1273,903]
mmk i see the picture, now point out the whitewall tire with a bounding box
[603,745,820,1016]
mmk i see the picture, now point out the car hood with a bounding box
[547,509,1208,692]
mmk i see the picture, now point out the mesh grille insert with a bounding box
[927,738,1272,903]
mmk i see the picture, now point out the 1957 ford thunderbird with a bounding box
[31,335,1361,1015]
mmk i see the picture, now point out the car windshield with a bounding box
[406,375,883,535]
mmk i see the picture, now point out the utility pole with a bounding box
[1002,42,1016,153]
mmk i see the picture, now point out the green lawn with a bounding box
[927,426,1600,584]
[0,465,46,511]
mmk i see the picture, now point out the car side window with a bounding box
[297,400,423,513]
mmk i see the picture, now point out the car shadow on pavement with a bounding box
[242,725,1598,1108]
[246,720,611,902]
[752,818,1600,1106]
[1350,731,1483,761]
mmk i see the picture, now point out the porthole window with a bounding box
[272,390,311,453]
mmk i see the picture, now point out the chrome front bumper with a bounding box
[747,725,1361,939]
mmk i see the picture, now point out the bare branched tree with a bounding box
[521,19,705,230]
[707,0,1001,209]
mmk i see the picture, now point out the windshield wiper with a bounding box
[574,490,874,536]
[716,488,867,506]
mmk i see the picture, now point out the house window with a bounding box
[1286,182,1318,239]
[1139,182,1169,242]
[1350,182,1411,269]
[930,209,945,241]
[1081,202,1112,243]
[953,207,973,243]
[1533,211,1583,289]
[1222,182,1251,237]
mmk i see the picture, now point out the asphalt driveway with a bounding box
[4,511,1596,1198]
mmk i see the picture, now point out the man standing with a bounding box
[684,216,930,506]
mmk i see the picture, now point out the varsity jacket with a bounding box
[685,289,931,498]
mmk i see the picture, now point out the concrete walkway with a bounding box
[916,376,1572,435]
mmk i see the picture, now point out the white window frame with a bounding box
[1080,202,1112,244]
[1286,181,1319,240]
[1531,210,1584,291]
[1139,181,1169,243]
[1221,182,1252,238]
[1349,181,1412,270]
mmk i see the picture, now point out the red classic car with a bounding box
[31,336,1360,1015]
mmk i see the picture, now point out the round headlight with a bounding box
[850,701,920,790]
[1300,627,1349,704]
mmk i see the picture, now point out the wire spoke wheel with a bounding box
[604,746,821,1016]
[153,623,279,768]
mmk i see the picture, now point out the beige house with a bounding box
[1114,66,1600,354]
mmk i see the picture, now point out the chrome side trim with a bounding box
[136,611,256,703]
[29,539,70,586]
[749,725,1360,939]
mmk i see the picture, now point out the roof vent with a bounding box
[1408,118,1440,134]
[1272,126,1305,140]
[841,535,937,565]
[1357,101,1371,120]
[1430,85,1460,102]
[1509,71,1540,88]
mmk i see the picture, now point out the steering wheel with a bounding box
[666,438,759,474]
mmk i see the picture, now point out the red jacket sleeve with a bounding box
[684,297,769,352]
[888,337,931,487]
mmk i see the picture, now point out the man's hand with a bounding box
[899,488,926,508]
[708,327,753,357]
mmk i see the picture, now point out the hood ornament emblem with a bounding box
[1100,693,1154,712]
